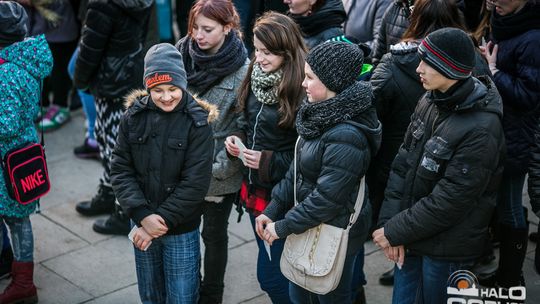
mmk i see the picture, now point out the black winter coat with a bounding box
[371,0,410,66]
[111,90,216,235]
[264,103,382,255]
[378,76,505,261]
[239,91,298,194]
[74,0,152,99]
[369,42,491,188]
[493,28,540,174]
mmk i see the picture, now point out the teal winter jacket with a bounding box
[0,35,53,218]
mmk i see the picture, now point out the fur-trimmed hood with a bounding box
[123,89,219,123]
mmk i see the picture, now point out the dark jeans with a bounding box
[392,254,474,304]
[200,194,235,302]
[42,40,78,108]
[497,171,527,229]
[249,214,292,304]
[289,252,357,304]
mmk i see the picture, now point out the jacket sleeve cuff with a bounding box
[384,222,399,247]
[263,200,281,221]
[258,150,273,183]
[131,205,154,227]
[275,220,291,239]
[155,210,174,229]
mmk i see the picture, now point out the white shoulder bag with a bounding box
[280,137,366,295]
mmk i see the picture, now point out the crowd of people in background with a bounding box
[0,0,539,303]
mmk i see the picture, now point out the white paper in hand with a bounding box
[264,241,272,261]
[128,226,152,251]
[235,136,248,165]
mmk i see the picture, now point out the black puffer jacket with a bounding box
[264,84,382,255]
[369,41,491,188]
[491,5,540,174]
[529,126,540,217]
[371,0,411,66]
[111,90,217,235]
[239,91,298,193]
[378,76,505,261]
[74,0,152,99]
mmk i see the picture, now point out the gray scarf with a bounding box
[251,64,283,105]
[296,81,373,139]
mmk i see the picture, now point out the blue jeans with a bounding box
[392,254,474,304]
[497,172,527,229]
[249,214,292,304]
[134,228,200,304]
[68,47,96,140]
[0,217,33,262]
[289,252,357,304]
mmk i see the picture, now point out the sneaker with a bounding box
[74,138,100,159]
[39,105,70,132]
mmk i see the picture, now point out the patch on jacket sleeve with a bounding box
[421,155,440,173]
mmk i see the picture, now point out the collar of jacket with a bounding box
[428,76,501,117]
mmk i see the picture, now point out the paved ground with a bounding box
[2,110,539,303]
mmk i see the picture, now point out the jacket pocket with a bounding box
[416,136,453,180]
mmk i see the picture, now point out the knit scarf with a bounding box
[178,30,248,94]
[296,81,372,139]
[289,0,346,37]
[491,2,540,42]
[251,64,283,105]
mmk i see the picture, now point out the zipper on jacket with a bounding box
[248,103,265,184]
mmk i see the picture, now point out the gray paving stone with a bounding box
[364,248,395,303]
[524,257,540,304]
[85,284,140,304]
[42,242,136,297]
[239,293,270,304]
[41,202,112,244]
[35,264,94,304]
[228,211,256,243]
[223,241,266,304]
[31,213,88,263]
[40,155,102,211]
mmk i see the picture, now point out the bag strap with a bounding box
[39,80,45,147]
[293,136,365,231]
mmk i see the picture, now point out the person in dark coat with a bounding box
[370,0,413,66]
[257,41,381,304]
[481,0,540,288]
[368,0,489,286]
[73,0,153,235]
[343,0,392,48]
[373,28,505,304]
[175,0,249,302]
[111,43,216,303]
[224,12,306,303]
[284,0,347,49]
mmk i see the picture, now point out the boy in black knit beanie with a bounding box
[373,27,506,303]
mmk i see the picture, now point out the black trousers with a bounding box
[199,193,236,303]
